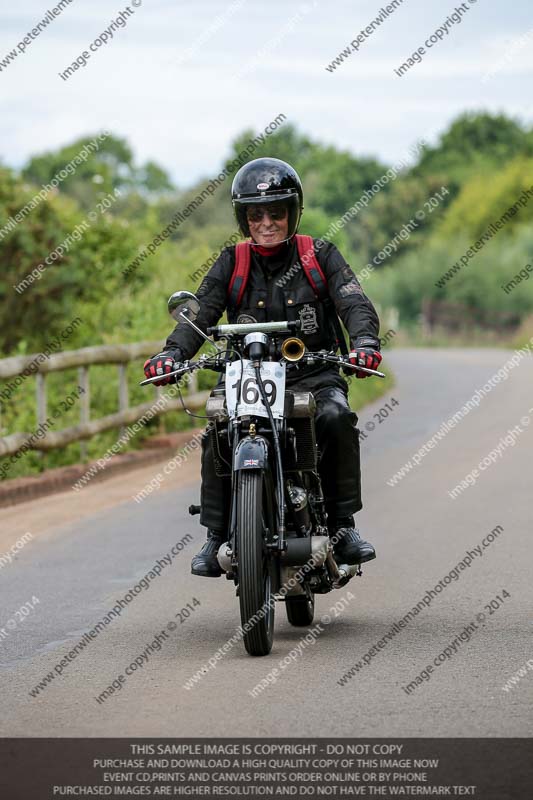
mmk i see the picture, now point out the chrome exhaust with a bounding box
[333,563,360,588]
[326,550,360,588]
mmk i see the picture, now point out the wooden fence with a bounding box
[0,342,210,459]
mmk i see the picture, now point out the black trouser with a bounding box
[199,383,362,532]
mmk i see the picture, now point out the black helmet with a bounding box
[231,157,303,240]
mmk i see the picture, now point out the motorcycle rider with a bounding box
[144,157,382,577]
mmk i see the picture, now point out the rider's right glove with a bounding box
[143,349,184,386]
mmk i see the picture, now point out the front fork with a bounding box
[221,428,282,588]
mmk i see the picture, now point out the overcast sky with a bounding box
[1,0,532,188]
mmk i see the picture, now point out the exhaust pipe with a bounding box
[326,550,360,587]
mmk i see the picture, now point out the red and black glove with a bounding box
[349,337,382,379]
[143,350,183,386]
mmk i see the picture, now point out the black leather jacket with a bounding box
[165,237,380,391]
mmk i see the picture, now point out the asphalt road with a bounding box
[1,348,532,737]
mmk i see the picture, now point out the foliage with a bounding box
[413,112,532,186]
[22,133,174,210]
[346,173,452,268]
[436,157,533,240]
[367,226,533,330]
[0,168,142,352]
[1,111,533,477]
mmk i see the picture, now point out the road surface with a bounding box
[1,348,532,736]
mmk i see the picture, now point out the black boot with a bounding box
[191,529,226,577]
[330,517,376,565]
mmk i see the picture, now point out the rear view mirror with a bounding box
[168,291,200,323]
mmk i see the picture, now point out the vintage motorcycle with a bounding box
[141,291,384,656]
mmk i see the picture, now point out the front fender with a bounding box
[233,436,269,470]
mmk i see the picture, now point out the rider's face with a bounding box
[246,203,289,246]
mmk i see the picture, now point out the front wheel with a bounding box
[285,588,315,627]
[237,470,275,656]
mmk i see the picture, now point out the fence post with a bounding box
[35,373,48,464]
[156,386,165,434]
[36,373,47,427]
[188,372,199,394]
[118,364,129,441]
[78,366,90,460]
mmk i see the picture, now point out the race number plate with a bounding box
[225,360,286,420]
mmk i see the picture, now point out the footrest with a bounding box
[188,504,201,516]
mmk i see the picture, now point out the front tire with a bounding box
[237,470,274,656]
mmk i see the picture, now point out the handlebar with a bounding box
[207,320,301,338]
[140,349,385,386]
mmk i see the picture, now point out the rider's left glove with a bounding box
[349,337,382,379]
[143,349,184,386]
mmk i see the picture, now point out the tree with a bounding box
[436,157,533,240]
[223,124,317,178]
[413,112,532,186]
[134,161,174,194]
[0,168,141,352]
[303,147,389,218]
[22,134,174,210]
[344,174,451,267]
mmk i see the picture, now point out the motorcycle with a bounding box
[141,290,385,656]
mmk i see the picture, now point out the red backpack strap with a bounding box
[295,234,328,300]
[295,234,349,356]
[228,242,251,309]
